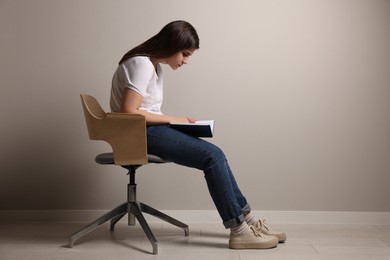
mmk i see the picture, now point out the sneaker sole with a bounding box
[276,234,287,243]
[229,240,278,249]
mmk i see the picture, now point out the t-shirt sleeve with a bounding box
[121,57,154,97]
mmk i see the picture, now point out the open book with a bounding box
[169,120,215,138]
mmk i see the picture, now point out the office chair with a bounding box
[68,94,189,254]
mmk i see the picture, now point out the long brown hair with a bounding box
[118,20,200,64]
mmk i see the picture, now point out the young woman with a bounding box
[110,20,286,249]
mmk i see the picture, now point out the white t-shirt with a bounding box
[110,56,163,114]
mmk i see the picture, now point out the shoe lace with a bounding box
[249,225,264,237]
[255,219,270,232]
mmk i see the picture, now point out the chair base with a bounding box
[68,201,189,255]
[69,160,188,254]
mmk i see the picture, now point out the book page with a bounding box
[170,120,214,129]
[169,120,215,137]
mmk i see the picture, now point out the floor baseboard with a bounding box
[1,209,389,225]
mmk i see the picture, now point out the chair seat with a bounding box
[95,152,169,165]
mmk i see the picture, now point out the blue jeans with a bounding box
[147,125,251,228]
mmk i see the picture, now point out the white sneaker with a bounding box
[253,219,286,243]
[229,226,279,249]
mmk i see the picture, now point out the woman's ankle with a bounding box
[244,212,258,226]
[230,221,250,235]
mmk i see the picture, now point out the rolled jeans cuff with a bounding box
[242,204,251,216]
[223,204,252,229]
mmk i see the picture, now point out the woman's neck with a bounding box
[149,57,161,74]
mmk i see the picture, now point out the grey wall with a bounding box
[1,0,389,214]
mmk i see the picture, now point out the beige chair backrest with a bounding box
[80,94,148,165]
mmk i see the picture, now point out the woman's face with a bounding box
[165,49,195,70]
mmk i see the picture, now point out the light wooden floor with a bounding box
[1,222,390,259]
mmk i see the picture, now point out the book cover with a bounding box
[169,120,215,138]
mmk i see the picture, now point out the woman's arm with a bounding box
[120,88,195,125]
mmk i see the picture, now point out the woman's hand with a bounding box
[186,116,198,123]
[171,116,198,123]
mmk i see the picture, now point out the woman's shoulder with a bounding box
[122,56,153,69]
[119,56,155,80]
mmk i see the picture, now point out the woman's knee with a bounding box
[203,144,227,169]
